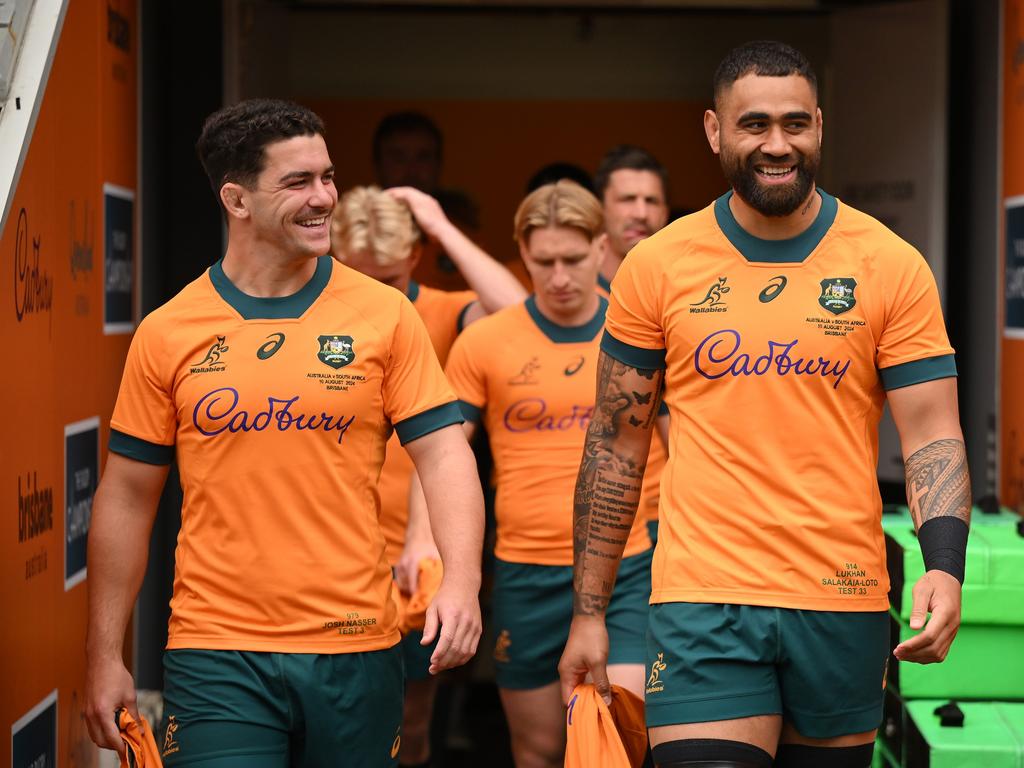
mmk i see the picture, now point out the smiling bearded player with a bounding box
[559,41,969,768]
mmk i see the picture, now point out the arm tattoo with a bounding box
[573,351,664,615]
[905,438,971,528]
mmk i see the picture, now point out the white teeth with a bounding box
[758,167,794,177]
[298,217,326,228]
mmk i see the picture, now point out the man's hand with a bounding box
[422,575,481,675]
[394,533,441,595]
[558,615,611,706]
[893,570,962,663]
[386,186,451,241]
[84,656,137,754]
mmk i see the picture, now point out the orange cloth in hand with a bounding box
[394,558,443,634]
[565,684,648,768]
[117,708,163,768]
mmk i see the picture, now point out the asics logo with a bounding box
[758,276,787,303]
[257,332,286,360]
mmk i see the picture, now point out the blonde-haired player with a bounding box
[333,184,525,768]
[442,180,655,768]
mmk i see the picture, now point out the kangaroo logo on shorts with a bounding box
[646,652,667,695]
[162,715,180,757]
[819,278,857,315]
[317,335,355,369]
[494,629,512,662]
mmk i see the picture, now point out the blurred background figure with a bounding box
[373,112,483,292]
[332,184,526,768]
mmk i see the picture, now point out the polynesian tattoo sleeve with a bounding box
[572,351,664,616]
[904,438,971,529]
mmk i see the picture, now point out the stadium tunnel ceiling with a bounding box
[287,0,906,10]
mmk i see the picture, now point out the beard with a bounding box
[720,144,820,217]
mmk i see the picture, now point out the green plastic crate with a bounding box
[889,611,1024,700]
[885,515,1024,626]
[904,700,1024,768]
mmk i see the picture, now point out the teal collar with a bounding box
[406,280,421,302]
[597,273,612,293]
[714,188,837,264]
[525,295,607,343]
[210,255,332,320]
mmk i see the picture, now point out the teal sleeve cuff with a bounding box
[879,354,957,391]
[456,302,475,333]
[109,429,174,465]
[658,400,669,417]
[600,330,667,370]
[394,401,464,445]
[457,400,482,423]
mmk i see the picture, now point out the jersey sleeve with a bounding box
[876,249,957,390]
[108,316,177,464]
[450,290,478,333]
[385,296,463,445]
[601,243,667,370]
[444,328,487,424]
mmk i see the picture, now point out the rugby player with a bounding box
[593,145,672,542]
[84,99,484,767]
[332,184,525,768]
[444,180,655,768]
[559,42,969,768]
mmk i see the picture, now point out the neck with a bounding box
[728,185,821,241]
[221,240,319,298]
[533,291,600,328]
[600,248,624,283]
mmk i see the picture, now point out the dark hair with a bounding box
[372,111,443,163]
[196,99,325,202]
[593,145,669,202]
[526,162,594,194]
[713,41,818,108]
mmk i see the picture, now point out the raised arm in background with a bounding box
[387,186,527,320]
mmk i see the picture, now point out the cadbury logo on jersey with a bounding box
[694,329,851,389]
[503,398,592,432]
[192,387,356,444]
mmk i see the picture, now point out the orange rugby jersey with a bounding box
[604,190,956,612]
[377,281,476,563]
[446,297,651,565]
[109,256,462,653]
[600,273,669,527]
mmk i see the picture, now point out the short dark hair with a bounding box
[593,145,669,202]
[526,162,594,194]
[372,111,443,164]
[713,41,818,108]
[196,98,325,202]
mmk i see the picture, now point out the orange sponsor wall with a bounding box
[306,98,726,270]
[1,1,137,764]
[1004,0,1024,513]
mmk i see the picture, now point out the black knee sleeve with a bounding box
[775,742,874,768]
[652,738,774,768]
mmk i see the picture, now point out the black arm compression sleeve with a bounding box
[917,516,969,584]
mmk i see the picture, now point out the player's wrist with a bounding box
[918,516,969,584]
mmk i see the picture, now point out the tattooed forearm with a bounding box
[905,438,971,528]
[573,350,664,616]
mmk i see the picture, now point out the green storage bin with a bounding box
[904,700,1024,768]
[889,611,1024,700]
[885,515,1024,626]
